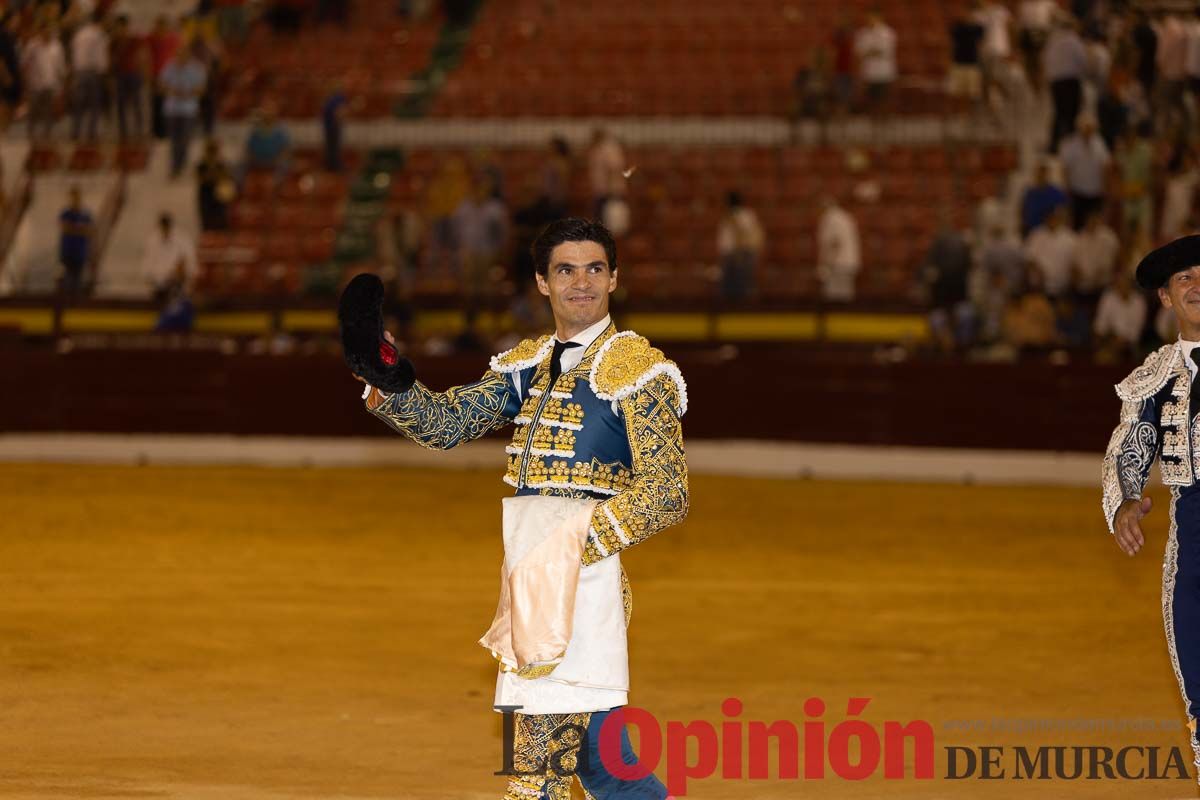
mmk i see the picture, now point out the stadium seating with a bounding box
[219,7,440,119]
[433,0,970,118]
[394,144,1014,301]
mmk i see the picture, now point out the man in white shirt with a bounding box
[854,12,897,114]
[978,0,1014,107]
[141,213,198,302]
[1017,0,1055,79]
[1059,113,1110,228]
[1093,271,1146,354]
[22,24,66,141]
[817,195,861,302]
[1073,211,1120,298]
[70,12,108,141]
[1024,207,1077,297]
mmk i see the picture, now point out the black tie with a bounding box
[1191,349,1200,420]
[550,340,581,384]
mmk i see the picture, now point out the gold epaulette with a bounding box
[489,335,553,374]
[1116,343,1184,403]
[589,330,688,415]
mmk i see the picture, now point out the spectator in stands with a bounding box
[0,12,22,133]
[22,22,66,142]
[154,284,195,333]
[1115,122,1154,242]
[1073,209,1119,305]
[1054,292,1091,348]
[980,221,1026,293]
[830,14,856,116]
[1131,9,1158,101]
[948,3,986,109]
[1155,10,1188,132]
[241,105,290,182]
[141,212,198,303]
[451,177,507,311]
[58,185,93,295]
[1058,112,1109,229]
[816,195,861,302]
[196,138,233,231]
[1096,72,1129,151]
[1024,206,1077,298]
[794,46,834,129]
[587,127,626,222]
[1083,28,1112,107]
[1003,268,1058,351]
[182,9,224,137]
[717,190,765,304]
[147,15,181,140]
[975,174,1011,240]
[321,81,348,172]
[540,135,570,220]
[111,14,148,141]
[1017,0,1056,86]
[68,10,107,141]
[1160,148,1199,241]
[978,0,1014,106]
[1044,16,1088,153]
[854,10,897,115]
[1093,271,1146,360]
[1019,160,1067,236]
[974,268,1014,347]
[922,214,973,351]
[423,155,470,274]
[160,41,207,178]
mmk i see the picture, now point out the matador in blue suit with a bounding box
[347,218,686,799]
[1103,235,1200,781]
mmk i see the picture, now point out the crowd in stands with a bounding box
[910,2,1200,362]
[17,0,1200,364]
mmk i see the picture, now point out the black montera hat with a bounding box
[1135,235,1200,289]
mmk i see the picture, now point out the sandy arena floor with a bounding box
[0,463,1194,799]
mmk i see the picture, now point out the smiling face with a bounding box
[535,240,618,340]
[1159,266,1200,340]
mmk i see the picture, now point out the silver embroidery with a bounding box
[1118,343,1183,402]
[1119,421,1158,499]
[1103,400,1153,531]
[1163,370,1194,485]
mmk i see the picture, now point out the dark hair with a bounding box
[531,217,617,277]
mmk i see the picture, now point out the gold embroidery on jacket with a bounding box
[368,375,512,450]
[584,374,689,565]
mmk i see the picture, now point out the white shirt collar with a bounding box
[555,314,611,349]
[1180,337,1200,376]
